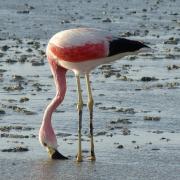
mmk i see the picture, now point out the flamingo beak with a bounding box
[47,147,68,160]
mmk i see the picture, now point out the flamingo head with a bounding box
[39,124,68,160]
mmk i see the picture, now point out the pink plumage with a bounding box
[47,28,110,62]
[39,28,149,160]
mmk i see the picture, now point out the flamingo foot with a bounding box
[76,154,83,162]
[87,155,96,161]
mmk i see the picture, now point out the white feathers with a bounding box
[49,28,111,48]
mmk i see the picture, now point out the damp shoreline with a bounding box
[0,0,180,179]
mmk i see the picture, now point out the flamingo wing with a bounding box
[48,28,111,62]
[48,28,148,63]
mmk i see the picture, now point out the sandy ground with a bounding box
[0,0,180,179]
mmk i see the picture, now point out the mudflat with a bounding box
[0,0,180,179]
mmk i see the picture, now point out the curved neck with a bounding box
[42,60,67,128]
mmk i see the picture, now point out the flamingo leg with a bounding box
[76,75,83,162]
[85,74,96,161]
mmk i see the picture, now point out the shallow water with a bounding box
[0,0,180,179]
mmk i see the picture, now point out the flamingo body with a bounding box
[47,28,147,74]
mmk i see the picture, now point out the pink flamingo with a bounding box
[39,28,149,162]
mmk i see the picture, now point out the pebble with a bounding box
[95,131,107,136]
[1,103,36,115]
[118,76,133,81]
[114,142,119,145]
[113,126,123,130]
[7,99,17,103]
[102,18,112,23]
[30,134,36,138]
[116,108,135,114]
[38,50,45,56]
[26,48,33,52]
[99,106,116,110]
[110,118,132,124]
[12,75,25,81]
[61,20,70,24]
[152,130,163,134]
[56,132,72,137]
[160,137,170,142]
[0,69,7,73]
[134,145,140,149]
[95,102,102,106]
[92,17,102,20]
[151,148,160,151]
[99,94,105,96]
[0,52,5,57]
[0,109,6,115]
[117,145,124,149]
[167,64,180,70]
[122,128,131,135]
[99,64,112,70]
[141,77,158,82]
[27,41,40,49]
[22,109,36,115]
[1,45,10,51]
[55,109,65,113]
[167,82,180,89]
[106,133,113,137]
[128,56,137,60]
[3,83,24,91]
[121,31,133,37]
[1,133,29,138]
[145,81,180,90]
[82,149,89,153]
[17,10,30,14]
[165,54,176,59]
[6,59,18,64]
[19,97,29,103]
[18,55,28,63]
[164,37,179,45]
[31,59,44,66]
[1,146,29,152]
[144,116,161,121]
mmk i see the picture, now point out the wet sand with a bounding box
[0,0,180,179]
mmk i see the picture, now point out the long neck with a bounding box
[42,60,67,128]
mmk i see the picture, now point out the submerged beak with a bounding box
[47,147,68,160]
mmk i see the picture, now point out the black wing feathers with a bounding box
[108,38,148,57]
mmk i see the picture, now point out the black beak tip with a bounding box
[51,150,68,160]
